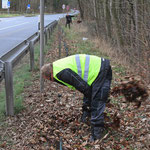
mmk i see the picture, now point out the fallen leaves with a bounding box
[0,141,6,148]
[111,77,149,108]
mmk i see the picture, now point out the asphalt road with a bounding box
[0,14,65,58]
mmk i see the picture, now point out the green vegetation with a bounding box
[24,14,38,17]
[0,13,21,18]
[113,64,126,75]
[0,13,38,18]
[63,26,109,59]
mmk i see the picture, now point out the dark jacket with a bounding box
[66,15,74,24]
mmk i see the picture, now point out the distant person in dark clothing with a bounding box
[65,13,75,29]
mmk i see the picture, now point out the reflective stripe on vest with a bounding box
[75,54,90,82]
[75,54,82,77]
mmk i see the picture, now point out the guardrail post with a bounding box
[58,25,61,58]
[5,61,14,116]
[47,29,49,40]
[48,28,49,39]
[45,29,48,45]
[48,28,51,39]
[50,27,52,37]
[29,40,34,71]
[64,41,69,57]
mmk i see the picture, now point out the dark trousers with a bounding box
[83,60,112,126]
[65,22,70,29]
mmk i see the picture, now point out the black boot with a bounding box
[90,125,106,142]
[80,106,90,123]
[80,111,90,123]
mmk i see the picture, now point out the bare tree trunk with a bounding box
[104,0,111,40]
[147,41,150,83]
[77,0,84,20]
[134,0,140,69]
[93,0,96,18]
[110,0,123,50]
[94,0,101,37]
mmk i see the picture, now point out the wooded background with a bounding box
[77,0,150,83]
[0,0,150,83]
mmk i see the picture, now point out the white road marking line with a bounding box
[0,22,29,31]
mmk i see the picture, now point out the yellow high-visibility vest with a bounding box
[53,54,101,89]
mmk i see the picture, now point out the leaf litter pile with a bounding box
[0,27,150,150]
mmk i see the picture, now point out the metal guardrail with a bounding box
[0,20,58,116]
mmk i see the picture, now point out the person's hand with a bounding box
[43,74,50,80]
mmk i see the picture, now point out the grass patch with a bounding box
[0,13,38,18]
[113,64,126,75]
[13,64,32,113]
[0,13,21,18]
[24,14,37,17]
[62,24,108,58]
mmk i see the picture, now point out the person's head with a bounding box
[66,12,69,16]
[41,63,53,80]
